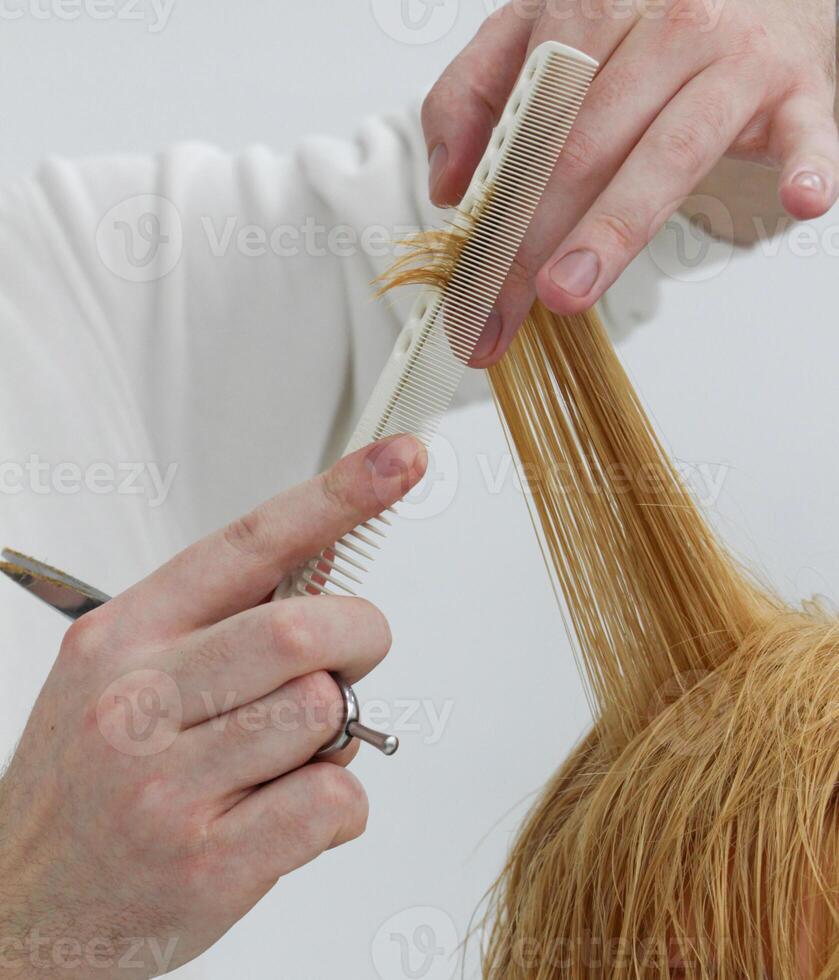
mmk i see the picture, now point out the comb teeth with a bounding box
[280,42,598,599]
[353,44,597,451]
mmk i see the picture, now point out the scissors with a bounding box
[0,547,398,758]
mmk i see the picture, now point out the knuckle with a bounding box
[270,766,369,857]
[556,126,601,184]
[180,817,221,869]
[269,803,316,860]
[786,73,835,107]
[312,765,369,830]
[166,813,223,890]
[421,74,458,131]
[729,22,773,63]
[222,506,271,561]
[727,116,767,159]
[667,0,701,19]
[422,63,501,135]
[269,603,316,664]
[118,776,215,877]
[696,90,733,138]
[319,466,355,515]
[224,707,257,748]
[295,669,339,715]
[190,631,235,674]
[60,607,111,663]
[656,122,707,175]
[504,253,536,293]
[352,597,393,660]
[464,76,503,126]
[420,90,437,132]
[594,208,639,254]
[663,0,714,36]
[228,698,273,748]
[132,773,180,824]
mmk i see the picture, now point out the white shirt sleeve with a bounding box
[0,104,495,749]
[0,105,488,561]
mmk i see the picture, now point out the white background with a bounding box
[4,2,839,979]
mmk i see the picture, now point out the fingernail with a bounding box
[792,170,827,195]
[471,309,503,363]
[366,435,426,479]
[428,143,448,203]
[548,249,600,297]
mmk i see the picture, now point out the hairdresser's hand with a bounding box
[0,436,426,978]
[423,0,839,364]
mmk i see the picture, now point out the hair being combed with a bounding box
[380,235,839,978]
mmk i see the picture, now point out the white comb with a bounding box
[279,41,598,599]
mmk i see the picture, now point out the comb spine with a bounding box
[279,42,598,599]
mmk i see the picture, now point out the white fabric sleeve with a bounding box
[0,105,487,561]
[1,105,481,749]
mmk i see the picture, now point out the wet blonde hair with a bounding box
[381,234,839,978]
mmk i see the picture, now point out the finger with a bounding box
[774,92,839,220]
[320,739,361,769]
[535,63,763,314]
[215,764,368,902]
[469,15,714,365]
[192,673,343,791]
[523,0,637,60]
[422,2,535,206]
[186,672,353,796]
[111,435,427,640]
[167,595,390,727]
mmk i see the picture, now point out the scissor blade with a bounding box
[1,548,110,620]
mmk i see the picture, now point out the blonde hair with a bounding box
[381,237,839,978]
